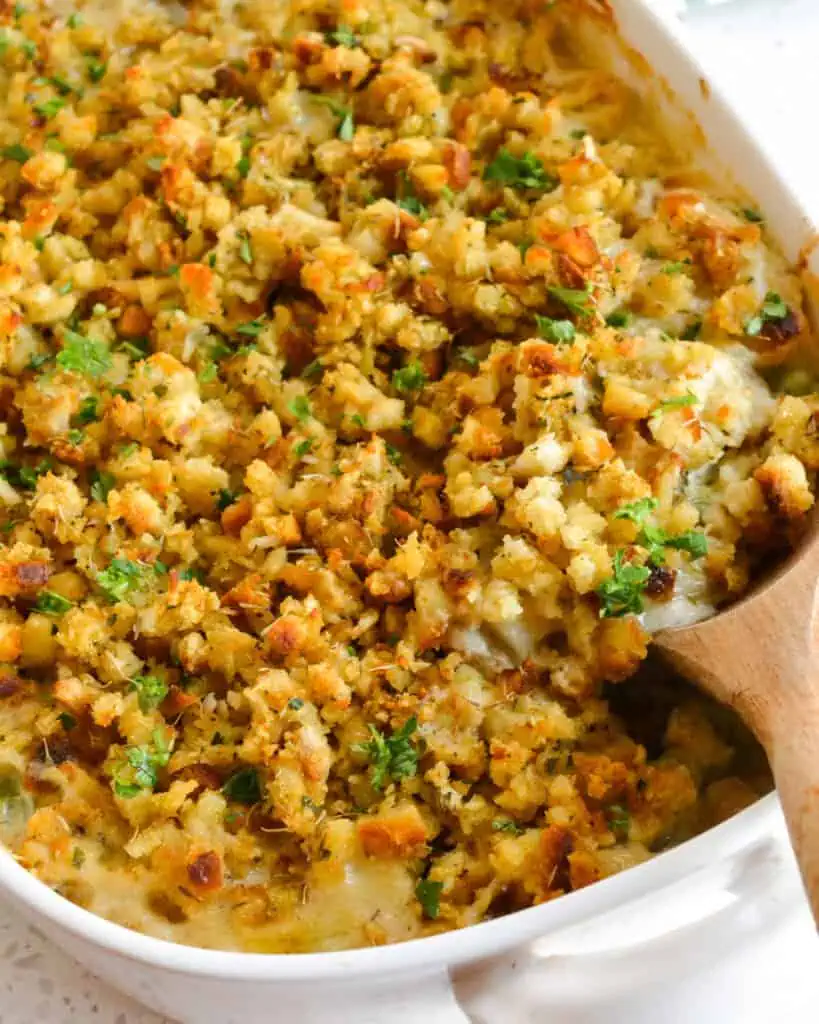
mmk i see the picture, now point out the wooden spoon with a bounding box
[655,537,819,926]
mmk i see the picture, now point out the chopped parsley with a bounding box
[741,207,764,223]
[66,428,84,446]
[222,766,262,805]
[293,438,313,458]
[745,291,791,337]
[34,590,73,616]
[665,530,709,559]
[311,95,355,141]
[301,359,323,380]
[198,361,218,384]
[288,697,305,711]
[288,395,311,422]
[385,442,402,466]
[324,24,359,47]
[638,523,673,566]
[548,285,595,319]
[95,557,146,603]
[2,457,53,490]
[415,878,443,919]
[146,155,166,172]
[236,318,265,338]
[355,717,420,791]
[652,392,698,417]
[28,352,52,370]
[57,330,112,378]
[613,497,657,524]
[57,280,74,295]
[34,97,66,120]
[614,498,706,565]
[211,338,234,362]
[89,469,115,503]
[605,309,631,329]
[216,488,237,510]
[59,712,77,731]
[483,148,558,192]
[486,207,510,225]
[238,231,253,265]
[492,819,525,835]
[337,109,355,141]
[535,315,575,345]
[681,319,702,341]
[86,58,107,83]
[49,75,82,97]
[662,260,689,275]
[67,13,83,28]
[596,550,651,618]
[112,730,172,798]
[607,804,630,841]
[130,674,168,713]
[236,135,252,178]
[119,336,150,361]
[178,566,205,583]
[392,361,427,393]
[395,171,428,219]
[2,143,31,163]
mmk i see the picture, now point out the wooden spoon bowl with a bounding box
[656,535,819,925]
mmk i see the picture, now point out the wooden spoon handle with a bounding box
[768,710,819,923]
[656,539,819,927]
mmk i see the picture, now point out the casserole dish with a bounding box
[0,0,814,1019]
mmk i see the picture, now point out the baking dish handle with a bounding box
[450,828,803,1022]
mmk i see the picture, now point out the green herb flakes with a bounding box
[483,148,558,192]
[355,717,419,791]
[492,819,525,835]
[112,730,172,798]
[57,330,112,378]
[392,361,427,393]
[130,674,168,713]
[535,315,575,344]
[2,143,31,163]
[222,767,262,805]
[415,878,443,919]
[745,291,791,337]
[238,232,253,264]
[324,24,359,47]
[34,97,66,120]
[86,59,107,83]
[34,590,73,616]
[596,551,651,618]
[652,392,698,417]
[607,804,630,841]
[95,558,146,603]
[288,395,311,422]
[89,470,115,503]
[236,318,265,338]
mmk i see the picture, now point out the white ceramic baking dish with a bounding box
[0,3,815,1021]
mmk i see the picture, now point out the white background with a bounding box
[2,1,819,1020]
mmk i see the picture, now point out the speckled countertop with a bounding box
[2,2,819,1021]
